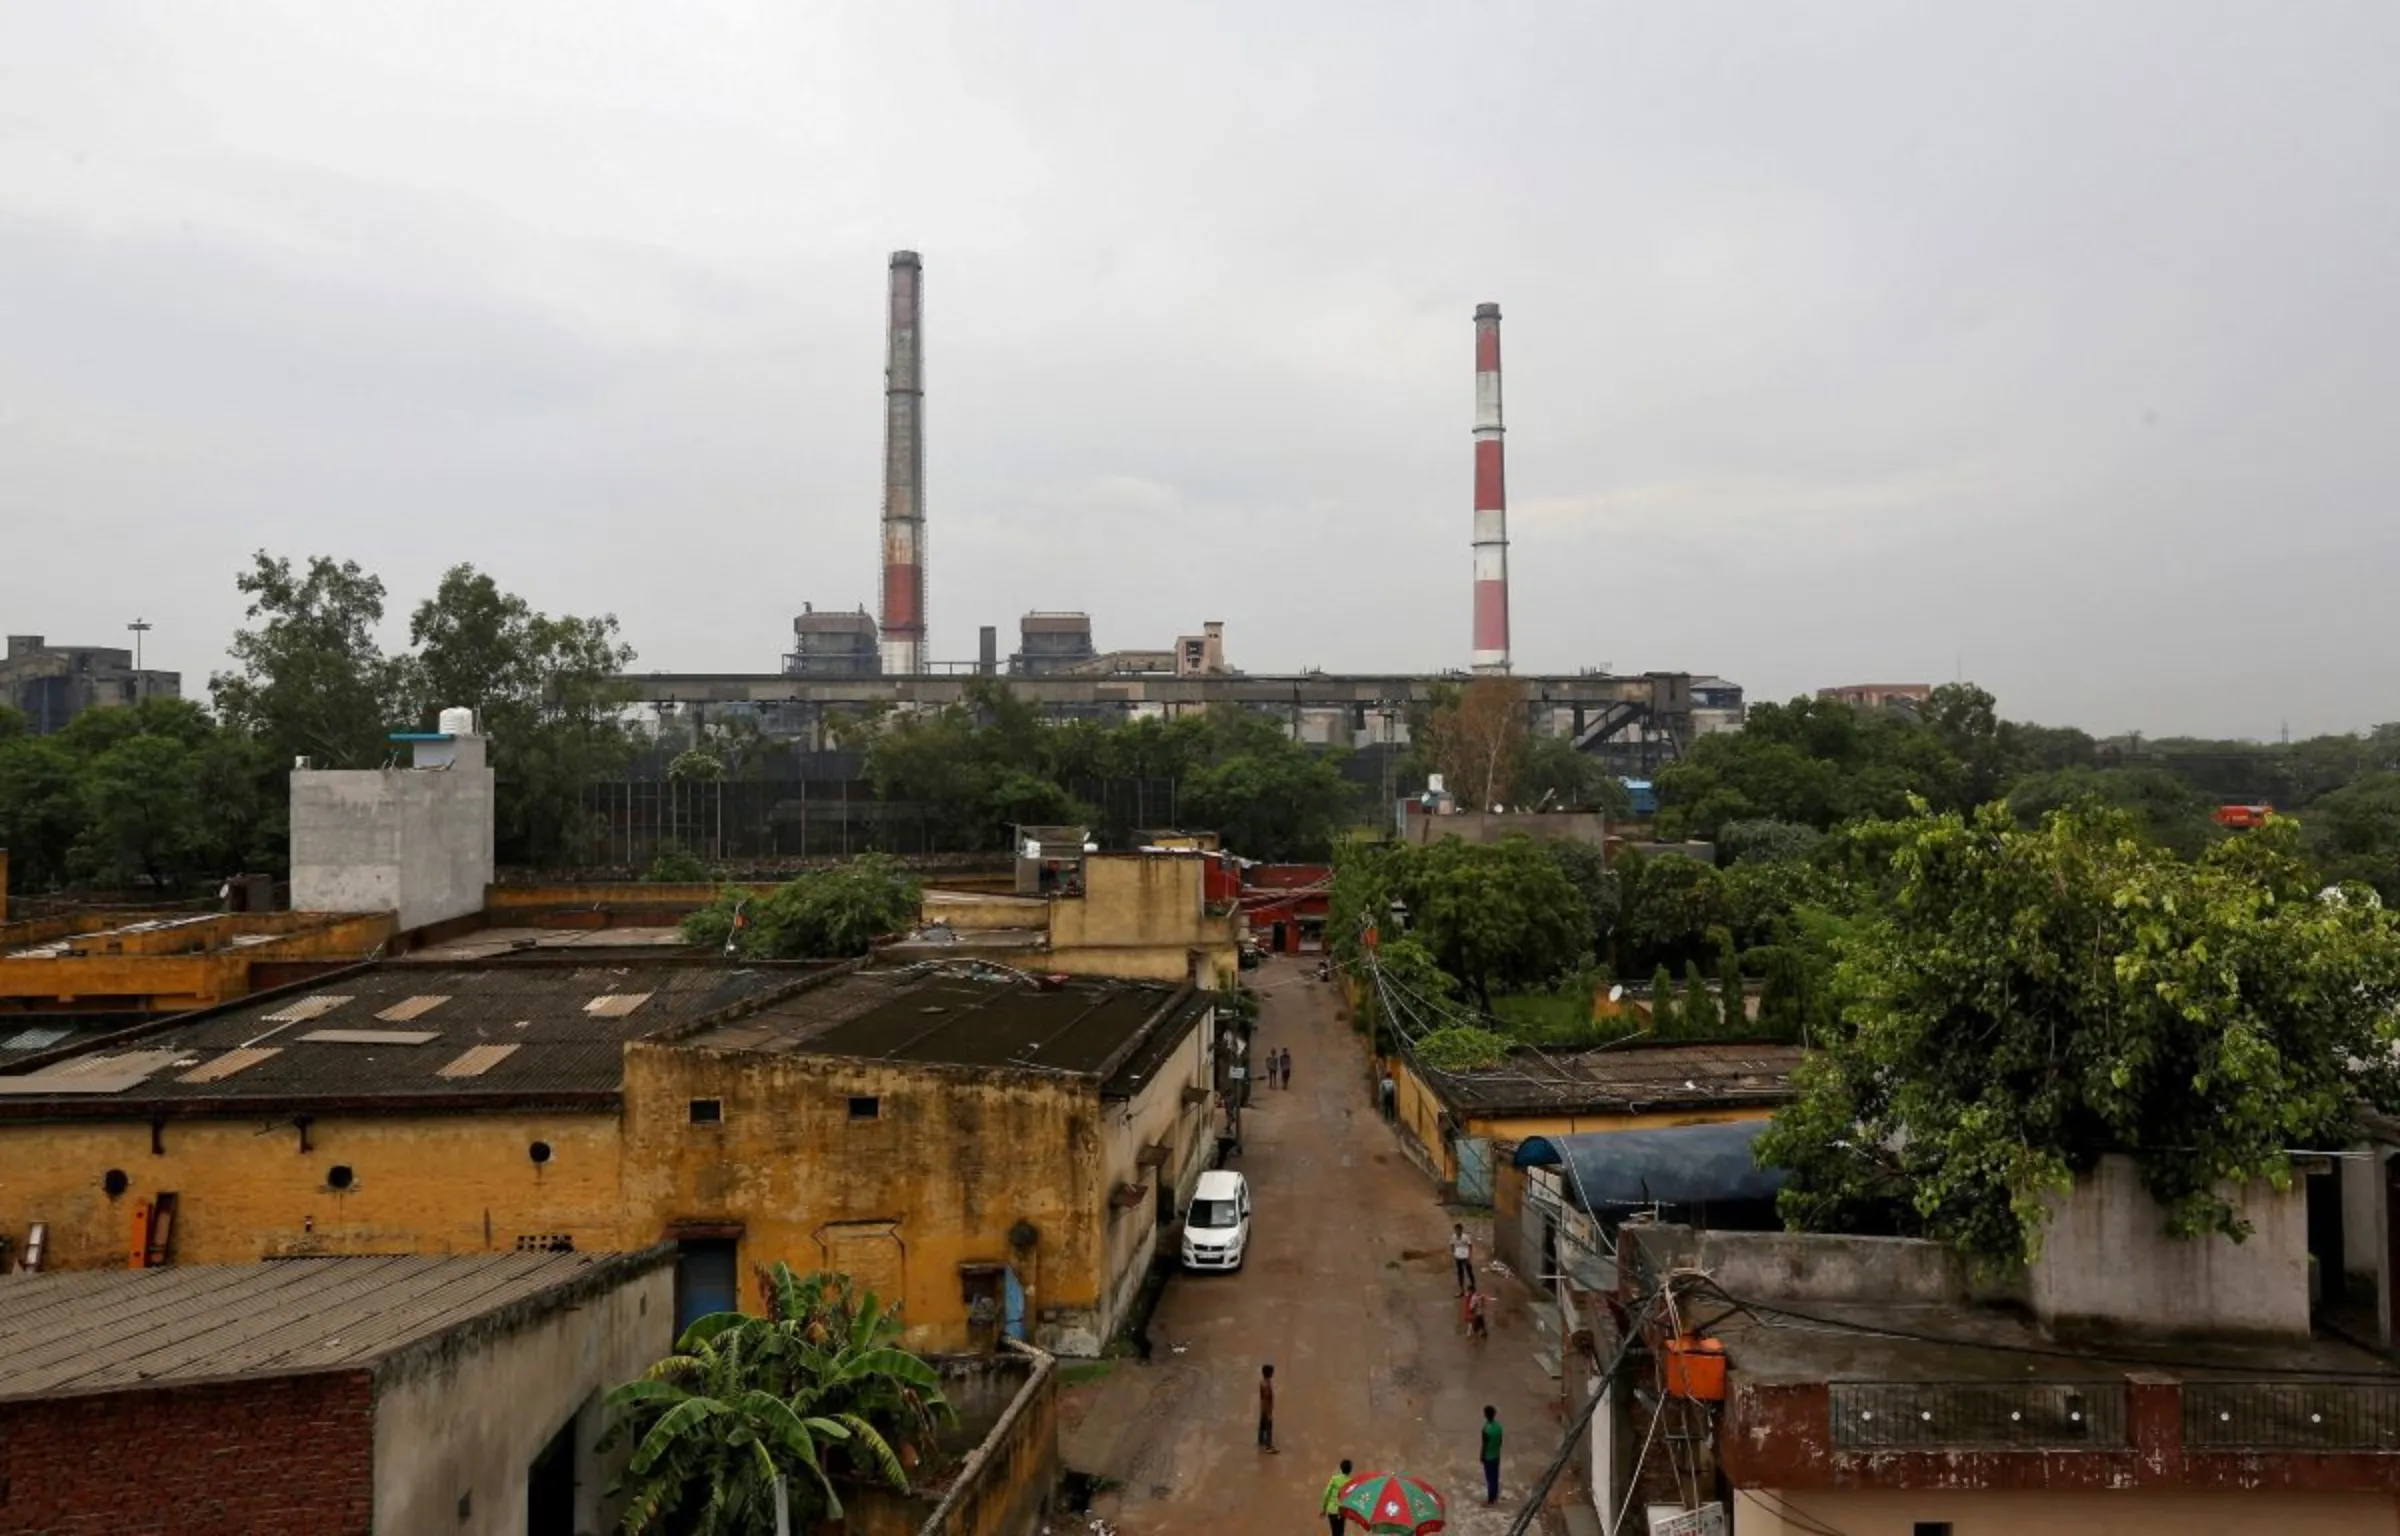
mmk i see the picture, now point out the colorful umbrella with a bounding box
[1336,1470,1446,1534]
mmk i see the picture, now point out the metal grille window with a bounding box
[2182,1382,2400,1450]
[1828,1382,2128,1448]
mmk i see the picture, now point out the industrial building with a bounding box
[748,253,1738,770]
[0,1250,673,1536]
[1,634,179,734]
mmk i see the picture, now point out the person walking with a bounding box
[1451,1223,1475,1295]
[1321,1458,1353,1536]
[1379,1071,1397,1120]
[1279,1047,1293,1090]
[1480,1405,1503,1503]
[1257,1364,1279,1453]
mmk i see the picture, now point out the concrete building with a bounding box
[897,850,1242,986]
[0,635,179,734]
[1381,1041,1800,1200]
[290,717,494,931]
[1591,1167,2400,1535]
[1009,613,1097,676]
[0,959,810,1275]
[630,968,1221,1356]
[0,958,1224,1359]
[1818,682,1934,711]
[0,1249,674,1536]
[786,605,881,677]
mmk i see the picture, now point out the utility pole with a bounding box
[127,618,152,703]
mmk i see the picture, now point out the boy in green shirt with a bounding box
[1480,1405,1503,1503]
[1322,1458,1352,1536]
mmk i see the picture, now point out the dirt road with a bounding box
[1060,954,1568,1534]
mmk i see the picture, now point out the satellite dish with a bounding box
[1608,985,1625,1003]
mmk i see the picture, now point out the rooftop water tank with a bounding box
[437,706,477,737]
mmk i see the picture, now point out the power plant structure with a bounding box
[1471,301,1511,675]
[674,252,1734,769]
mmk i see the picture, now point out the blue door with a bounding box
[1003,1267,1027,1342]
[1455,1137,1494,1206]
[675,1239,739,1334]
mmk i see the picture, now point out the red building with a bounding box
[1241,864,1331,953]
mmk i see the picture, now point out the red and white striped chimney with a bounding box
[879,250,927,675]
[1470,301,1511,675]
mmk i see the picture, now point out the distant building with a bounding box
[1010,612,1098,676]
[785,604,880,677]
[0,635,179,733]
[1817,682,1933,712]
[1691,675,1747,734]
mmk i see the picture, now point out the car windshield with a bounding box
[1190,1197,1240,1229]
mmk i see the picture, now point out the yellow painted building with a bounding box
[0,910,395,1016]
[904,851,1240,988]
[1380,1042,1803,1196]
[0,957,1221,1357]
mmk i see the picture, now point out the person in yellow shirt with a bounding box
[1321,1458,1353,1536]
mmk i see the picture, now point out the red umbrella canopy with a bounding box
[1336,1471,1446,1534]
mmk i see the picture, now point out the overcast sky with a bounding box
[4,2,2396,738]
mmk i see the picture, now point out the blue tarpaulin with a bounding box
[1513,1120,1785,1208]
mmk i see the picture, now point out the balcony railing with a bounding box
[1828,1381,2129,1449]
[2182,1382,2400,1451]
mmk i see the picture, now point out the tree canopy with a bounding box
[1758,803,2400,1265]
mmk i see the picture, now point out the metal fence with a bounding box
[1827,1381,2129,1448]
[2182,1381,2400,1451]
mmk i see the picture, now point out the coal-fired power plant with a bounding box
[879,251,928,675]
[1470,301,1512,676]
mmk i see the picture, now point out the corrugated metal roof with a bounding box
[0,1252,661,1401]
[1429,1042,1804,1115]
[0,963,802,1112]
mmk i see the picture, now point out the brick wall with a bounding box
[0,1372,375,1535]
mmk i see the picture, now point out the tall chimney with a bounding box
[879,251,927,675]
[1471,302,1511,675]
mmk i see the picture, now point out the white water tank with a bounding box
[437,706,478,737]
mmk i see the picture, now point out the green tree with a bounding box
[1392,837,1586,1007]
[601,1266,949,1535]
[0,733,84,890]
[1759,804,2400,1267]
[1716,818,1822,868]
[2005,765,2217,858]
[1541,838,1616,962]
[1611,850,1729,975]
[1517,734,1632,815]
[407,564,640,866]
[1423,678,1528,810]
[2304,771,2400,898]
[1648,964,1679,1038]
[1680,959,1720,1036]
[683,856,923,959]
[212,552,410,769]
[1718,947,1746,1032]
[74,734,205,889]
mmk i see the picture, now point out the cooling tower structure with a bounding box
[879,251,927,675]
[1470,301,1511,675]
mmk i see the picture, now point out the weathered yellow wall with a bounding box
[1046,944,1208,984]
[0,1112,624,1270]
[1382,1056,1772,1188]
[1465,1105,1773,1141]
[621,1045,1109,1356]
[921,889,1047,933]
[1094,1015,1216,1342]
[482,882,718,910]
[0,912,393,1012]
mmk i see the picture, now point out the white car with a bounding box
[1180,1169,1251,1271]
